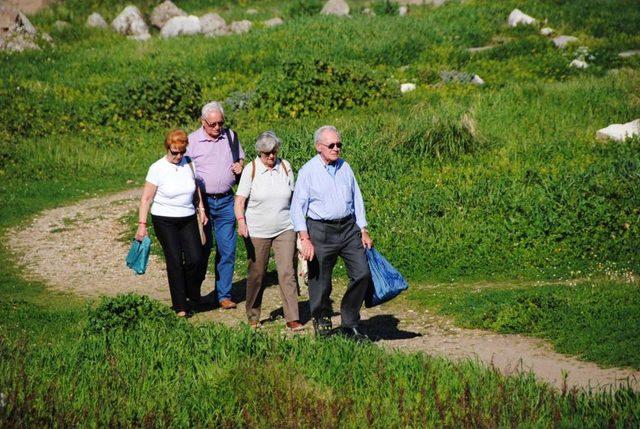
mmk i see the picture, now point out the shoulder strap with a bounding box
[280,159,289,177]
[185,156,196,180]
[225,128,240,163]
[251,159,256,181]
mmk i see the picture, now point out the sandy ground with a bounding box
[7,188,639,392]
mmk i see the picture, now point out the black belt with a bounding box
[310,215,354,225]
[205,190,233,199]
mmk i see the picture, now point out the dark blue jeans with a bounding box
[202,194,237,302]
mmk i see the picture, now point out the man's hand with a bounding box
[361,229,373,249]
[299,235,315,261]
[231,161,243,175]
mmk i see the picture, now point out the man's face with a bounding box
[201,110,225,139]
[315,130,342,164]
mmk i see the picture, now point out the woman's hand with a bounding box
[135,223,148,242]
[237,219,249,238]
[199,207,209,225]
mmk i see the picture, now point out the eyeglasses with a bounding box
[169,149,186,156]
[320,142,342,150]
[203,118,225,128]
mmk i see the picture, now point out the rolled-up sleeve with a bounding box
[353,175,367,230]
[291,169,310,232]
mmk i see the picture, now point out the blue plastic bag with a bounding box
[364,248,408,308]
[125,236,151,275]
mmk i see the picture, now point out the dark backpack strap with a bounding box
[225,128,240,163]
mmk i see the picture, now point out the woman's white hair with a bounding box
[201,101,225,119]
[314,125,340,144]
[255,131,281,153]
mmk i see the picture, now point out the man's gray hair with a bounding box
[201,101,225,119]
[314,125,340,144]
[255,131,281,153]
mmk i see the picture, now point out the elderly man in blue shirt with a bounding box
[291,125,373,340]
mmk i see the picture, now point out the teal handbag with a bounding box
[126,236,151,275]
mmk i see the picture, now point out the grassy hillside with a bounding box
[1,0,640,424]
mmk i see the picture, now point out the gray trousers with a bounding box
[307,218,371,328]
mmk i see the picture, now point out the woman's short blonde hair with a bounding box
[164,129,188,150]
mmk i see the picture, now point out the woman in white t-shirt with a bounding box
[136,129,207,317]
[234,131,302,331]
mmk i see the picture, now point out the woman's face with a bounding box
[167,145,186,164]
[260,150,277,168]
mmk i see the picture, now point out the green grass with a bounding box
[1,0,640,424]
[409,279,640,369]
[1,294,639,427]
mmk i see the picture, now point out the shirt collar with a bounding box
[254,157,282,174]
[314,154,343,170]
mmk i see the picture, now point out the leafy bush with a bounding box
[284,0,322,17]
[253,60,397,118]
[100,73,202,129]
[372,0,399,16]
[85,294,177,334]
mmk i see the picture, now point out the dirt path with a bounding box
[7,188,639,392]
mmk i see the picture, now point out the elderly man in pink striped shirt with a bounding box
[187,102,244,309]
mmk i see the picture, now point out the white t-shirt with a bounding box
[145,156,196,217]
[236,158,295,238]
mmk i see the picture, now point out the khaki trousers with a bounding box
[245,229,299,323]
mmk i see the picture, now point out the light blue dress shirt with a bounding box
[291,155,368,232]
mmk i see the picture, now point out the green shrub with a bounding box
[253,59,397,118]
[372,0,399,16]
[284,0,322,17]
[85,294,177,334]
[99,73,203,129]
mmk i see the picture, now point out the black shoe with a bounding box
[312,317,333,338]
[337,326,369,342]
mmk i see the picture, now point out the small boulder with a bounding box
[230,20,252,34]
[552,35,578,48]
[111,5,150,39]
[596,119,640,141]
[400,83,416,93]
[362,8,375,17]
[263,17,283,28]
[161,15,201,38]
[200,13,228,36]
[0,6,40,52]
[398,6,408,16]
[151,0,186,29]
[508,9,536,27]
[321,0,350,16]
[470,74,485,85]
[86,12,108,29]
[619,50,640,58]
[569,59,588,69]
[540,27,553,36]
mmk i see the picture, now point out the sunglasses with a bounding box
[203,118,225,128]
[169,149,186,156]
[260,151,277,157]
[320,142,343,150]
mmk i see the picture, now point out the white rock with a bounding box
[508,9,536,27]
[86,12,108,29]
[540,27,553,36]
[54,20,69,30]
[263,17,283,28]
[619,50,640,58]
[230,20,252,34]
[151,1,186,29]
[362,7,375,16]
[470,74,485,85]
[161,15,201,38]
[0,6,40,51]
[569,59,588,69]
[399,6,408,16]
[246,8,258,15]
[400,83,416,93]
[467,45,494,53]
[200,13,228,36]
[553,35,578,48]
[321,0,350,16]
[111,5,150,38]
[596,119,640,141]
